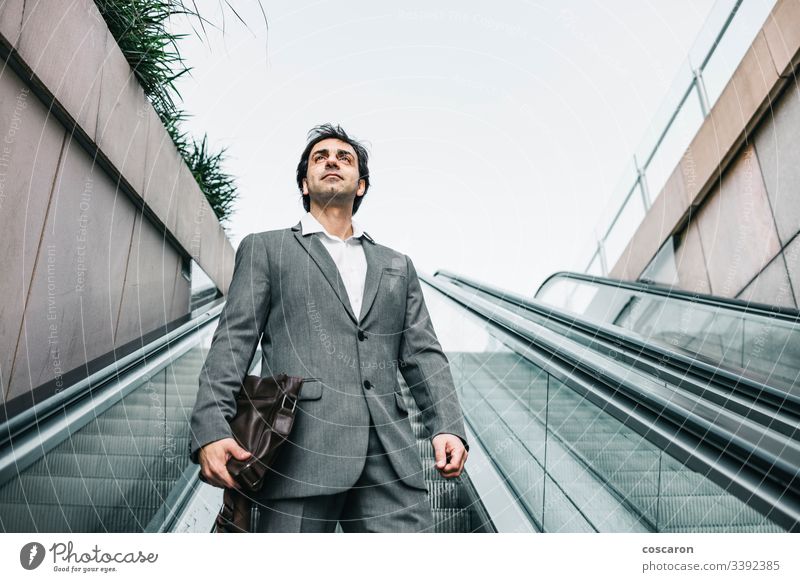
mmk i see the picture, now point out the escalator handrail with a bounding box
[433,270,800,416]
[421,274,800,530]
[426,273,800,483]
[0,300,225,447]
[533,270,800,322]
[0,312,221,489]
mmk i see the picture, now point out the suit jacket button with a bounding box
[358,330,367,341]
[363,380,372,390]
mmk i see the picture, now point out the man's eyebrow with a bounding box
[312,148,354,158]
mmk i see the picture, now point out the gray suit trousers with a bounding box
[253,412,435,533]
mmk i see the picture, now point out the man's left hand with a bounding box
[431,433,468,478]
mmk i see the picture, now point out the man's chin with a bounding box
[311,190,354,205]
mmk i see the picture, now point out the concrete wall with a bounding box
[609,0,800,309]
[0,0,235,404]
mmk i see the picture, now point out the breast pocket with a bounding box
[374,268,407,331]
[381,267,406,288]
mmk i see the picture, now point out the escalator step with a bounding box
[79,418,187,436]
[426,479,461,509]
[559,449,662,473]
[658,473,727,497]
[52,434,173,456]
[416,440,435,461]
[121,391,193,408]
[661,523,784,533]
[0,474,172,507]
[20,451,160,478]
[550,442,659,459]
[100,403,191,419]
[0,502,151,533]
[656,495,782,530]
[432,508,472,533]
[20,451,187,481]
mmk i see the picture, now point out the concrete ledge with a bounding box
[17,0,106,138]
[1,0,235,293]
[0,0,23,47]
[96,28,148,196]
[763,0,800,77]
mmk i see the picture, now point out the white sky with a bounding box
[172,0,716,296]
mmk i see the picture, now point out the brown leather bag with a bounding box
[199,373,318,533]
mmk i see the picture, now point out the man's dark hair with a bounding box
[296,123,371,215]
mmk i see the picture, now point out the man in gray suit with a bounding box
[188,123,469,532]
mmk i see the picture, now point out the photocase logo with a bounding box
[19,542,46,570]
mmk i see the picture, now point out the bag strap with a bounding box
[214,488,252,533]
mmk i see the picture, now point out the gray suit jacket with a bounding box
[188,220,468,499]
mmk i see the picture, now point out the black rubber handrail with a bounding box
[535,270,800,321]
[0,299,225,447]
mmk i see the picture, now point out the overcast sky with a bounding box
[171,0,717,296]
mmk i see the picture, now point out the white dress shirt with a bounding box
[300,211,368,319]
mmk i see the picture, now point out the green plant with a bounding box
[94,0,245,229]
[184,134,238,224]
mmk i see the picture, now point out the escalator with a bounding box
[1,269,798,533]
[427,270,799,532]
[0,298,494,533]
[0,301,227,532]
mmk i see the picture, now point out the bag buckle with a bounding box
[281,393,297,412]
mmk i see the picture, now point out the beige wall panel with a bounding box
[762,0,800,77]
[0,69,65,402]
[694,145,781,298]
[169,256,191,323]
[172,161,233,292]
[17,0,106,138]
[736,252,796,308]
[115,209,183,350]
[782,232,800,307]
[753,83,800,245]
[674,220,713,295]
[0,0,24,46]
[211,223,235,294]
[8,138,135,400]
[142,106,180,235]
[96,29,148,195]
[173,162,207,257]
[683,32,778,211]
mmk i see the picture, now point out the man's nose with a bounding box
[325,158,339,168]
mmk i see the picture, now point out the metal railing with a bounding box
[586,0,778,276]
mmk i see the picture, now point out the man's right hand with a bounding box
[198,437,252,490]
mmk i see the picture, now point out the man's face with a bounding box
[302,138,365,211]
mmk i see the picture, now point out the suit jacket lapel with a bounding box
[292,220,384,326]
[358,239,381,323]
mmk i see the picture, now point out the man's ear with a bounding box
[356,178,366,197]
[302,178,309,195]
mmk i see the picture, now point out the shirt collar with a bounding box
[300,211,367,242]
